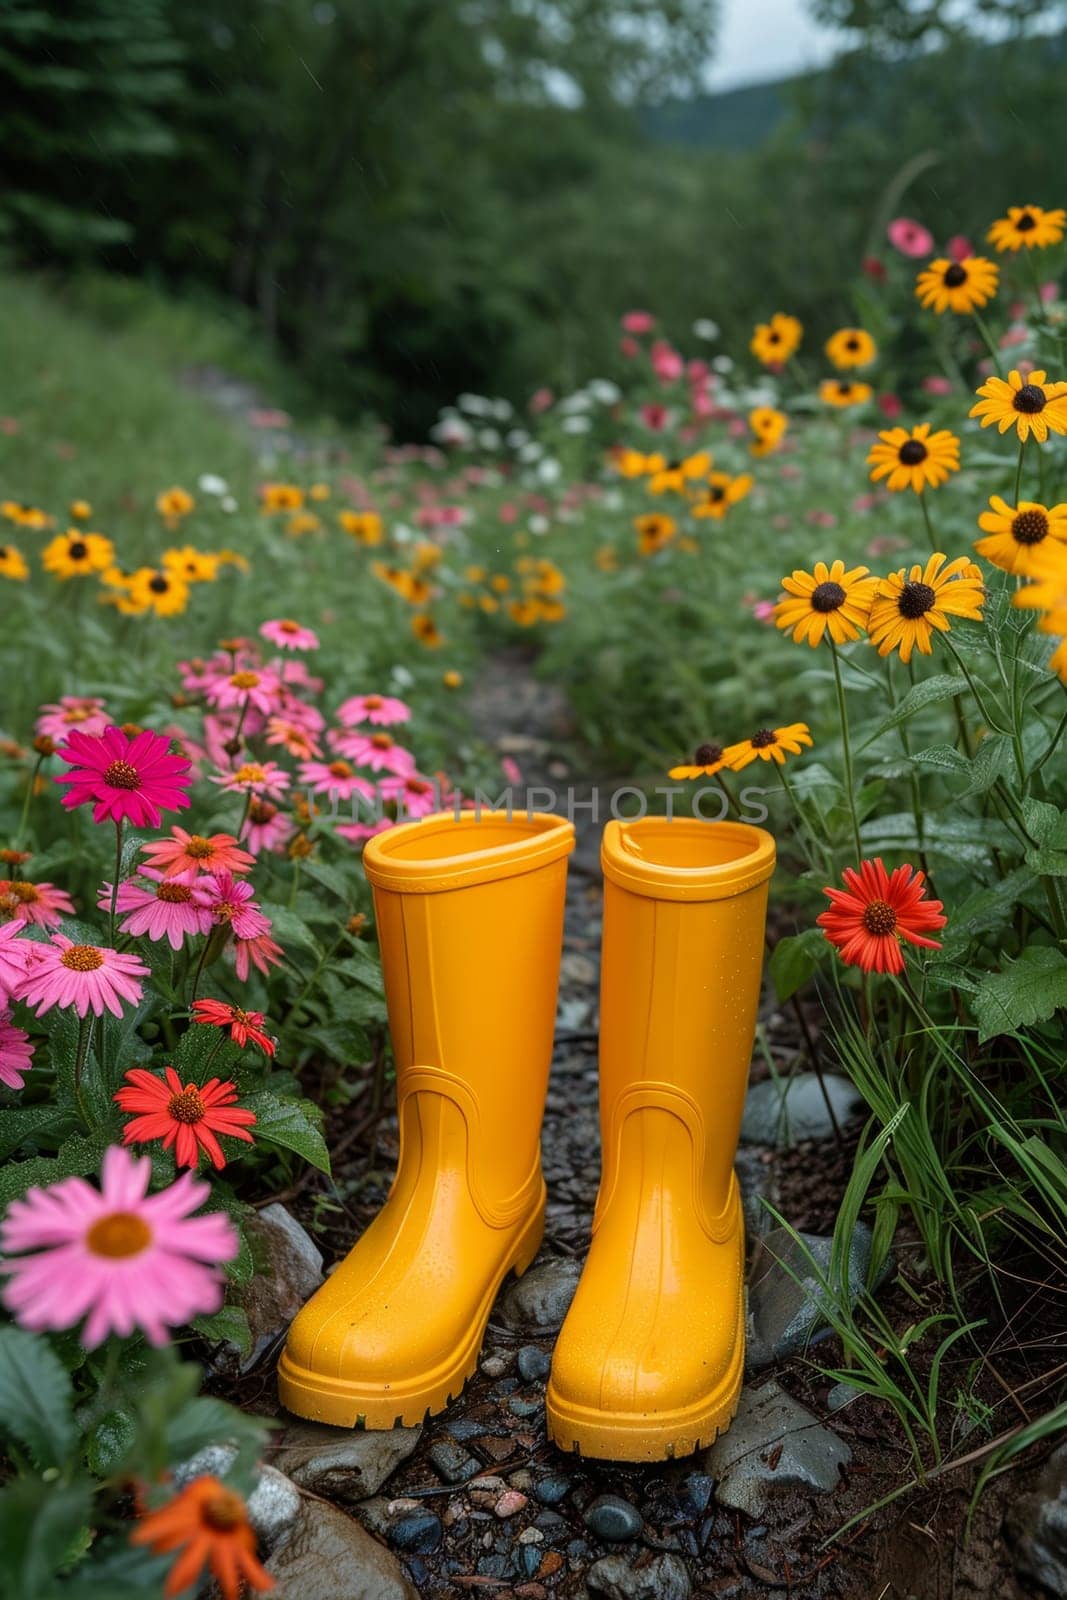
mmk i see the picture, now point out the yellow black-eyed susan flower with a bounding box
[867,554,985,664]
[648,452,712,495]
[915,256,998,314]
[1013,558,1067,682]
[286,512,322,537]
[634,513,676,556]
[819,378,873,408]
[750,314,803,367]
[867,424,960,493]
[824,328,876,369]
[42,529,115,579]
[975,497,1067,577]
[723,724,813,770]
[69,499,92,521]
[162,546,220,583]
[690,472,753,519]
[669,742,727,779]
[155,487,194,522]
[749,407,789,457]
[309,482,331,501]
[126,566,190,617]
[442,669,463,689]
[339,510,383,544]
[3,503,52,530]
[411,613,444,647]
[0,544,28,581]
[774,561,881,647]
[372,562,433,605]
[987,205,1066,253]
[612,448,666,479]
[970,369,1067,444]
[261,483,304,513]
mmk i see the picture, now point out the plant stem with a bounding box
[830,639,863,862]
[73,1015,93,1125]
[970,310,1003,376]
[1031,699,1067,779]
[13,754,43,847]
[918,491,939,554]
[108,818,124,948]
[1014,437,1026,506]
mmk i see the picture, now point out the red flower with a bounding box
[192,998,276,1057]
[114,1066,256,1169]
[817,858,946,975]
[54,726,191,828]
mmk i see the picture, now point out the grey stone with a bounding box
[218,1203,324,1376]
[172,1445,299,1548]
[509,1397,541,1418]
[517,1344,552,1383]
[427,1438,481,1483]
[268,1501,417,1599]
[740,1074,863,1149]
[734,1146,776,1240]
[704,1381,851,1518]
[501,1258,582,1331]
[584,1494,644,1543]
[271,1420,422,1503]
[1007,1441,1067,1595]
[826,1382,863,1413]
[389,1511,443,1554]
[746,1223,873,1370]
[587,1551,692,1600]
[535,1474,571,1505]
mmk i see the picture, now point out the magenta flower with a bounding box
[35,696,110,743]
[203,667,283,718]
[193,872,270,940]
[336,819,392,846]
[329,729,416,776]
[621,310,655,334]
[0,1145,237,1346]
[298,759,376,802]
[210,760,290,800]
[379,774,440,819]
[0,879,75,928]
[259,618,320,652]
[335,693,411,728]
[54,727,192,828]
[0,1010,34,1090]
[0,922,28,1004]
[98,868,213,950]
[887,217,934,258]
[240,800,295,857]
[232,931,284,981]
[20,935,149,1019]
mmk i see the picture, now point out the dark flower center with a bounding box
[9,882,38,903]
[898,580,937,619]
[751,729,778,749]
[371,733,392,749]
[838,382,851,395]
[811,581,847,613]
[203,1489,246,1531]
[230,671,260,689]
[157,882,192,904]
[1013,384,1046,414]
[706,485,725,501]
[768,331,780,344]
[943,263,967,287]
[59,944,104,972]
[1012,509,1049,545]
[104,759,140,790]
[862,899,897,937]
[69,541,88,561]
[149,575,169,593]
[1015,211,1036,232]
[167,1088,205,1124]
[364,695,383,708]
[845,336,859,350]
[185,835,214,858]
[898,440,928,465]
[695,742,723,765]
[86,1212,152,1259]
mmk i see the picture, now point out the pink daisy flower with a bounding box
[140,827,255,879]
[36,696,110,743]
[259,618,320,652]
[298,759,377,803]
[335,693,411,727]
[193,872,271,940]
[54,727,192,829]
[0,1010,34,1090]
[240,799,295,857]
[329,729,416,776]
[20,935,149,1019]
[0,879,75,928]
[210,760,290,800]
[273,657,324,695]
[204,667,282,717]
[0,921,29,1003]
[232,931,284,981]
[379,772,441,819]
[265,716,322,760]
[336,818,393,846]
[99,868,213,951]
[0,1145,237,1346]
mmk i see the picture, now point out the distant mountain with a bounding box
[642,72,806,151]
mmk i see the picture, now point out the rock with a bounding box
[172,1445,299,1548]
[481,1353,510,1378]
[495,1490,529,1518]
[427,1438,482,1483]
[1006,1441,1067,1595]
[535,1474,571,1506]
[271,1420,421,1504]
[268,1501,417,1599]
[517,1344,552,1383]
[509,1397,541,1418]
[560,951,598,987]
[746,1223,873,1370]
[681,1473,714,1516]
[587,1551,692,1600]
[389,1511,443,1554]
[502,1258,582,1331]
[741,1075,863,1149]
[826,1381,862,1413]
[734,1146,776,1240]
[584,1494,644,1543]
[705,1381,851,1518]
[220,1203,324,1376]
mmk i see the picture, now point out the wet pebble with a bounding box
[584,1494,644,1543]
[517,1344,552,1383]
[389,1511,443,1554]
[495,1489,529,1518]
[508,1396,541,1418]
[481,1353,510,1378]
[427,1439,481,1483]
[534,1474,571,1505]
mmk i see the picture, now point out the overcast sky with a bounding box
[707,0,843,90]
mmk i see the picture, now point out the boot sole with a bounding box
[276,1205,544,1429]
[544,1294,745,1462]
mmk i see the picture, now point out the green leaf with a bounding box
[972,947,1067,1043]
[0,1477,93,1600]
[0,1105,76,1163]
[910,743,967,775]
[170,1023,241,1082]
[0,1327,75,1469]
[162,1396,271,1473]
[769,928,829,1002]
[84,1408,137,1477]
[298,857,354,904]
[1021,797,1066,846]
[191,1304,252,1357]
[243,1091,330,1172]
[939,868,1032,959]
[258,902,321,959]
[859,675,967,748]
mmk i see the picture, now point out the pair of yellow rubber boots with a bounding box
[277,809,774,1461]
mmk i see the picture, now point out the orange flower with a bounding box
[131,1476,274,1600]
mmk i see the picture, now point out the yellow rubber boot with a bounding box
[546,816,775,1461]
[278,809,573,1428]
